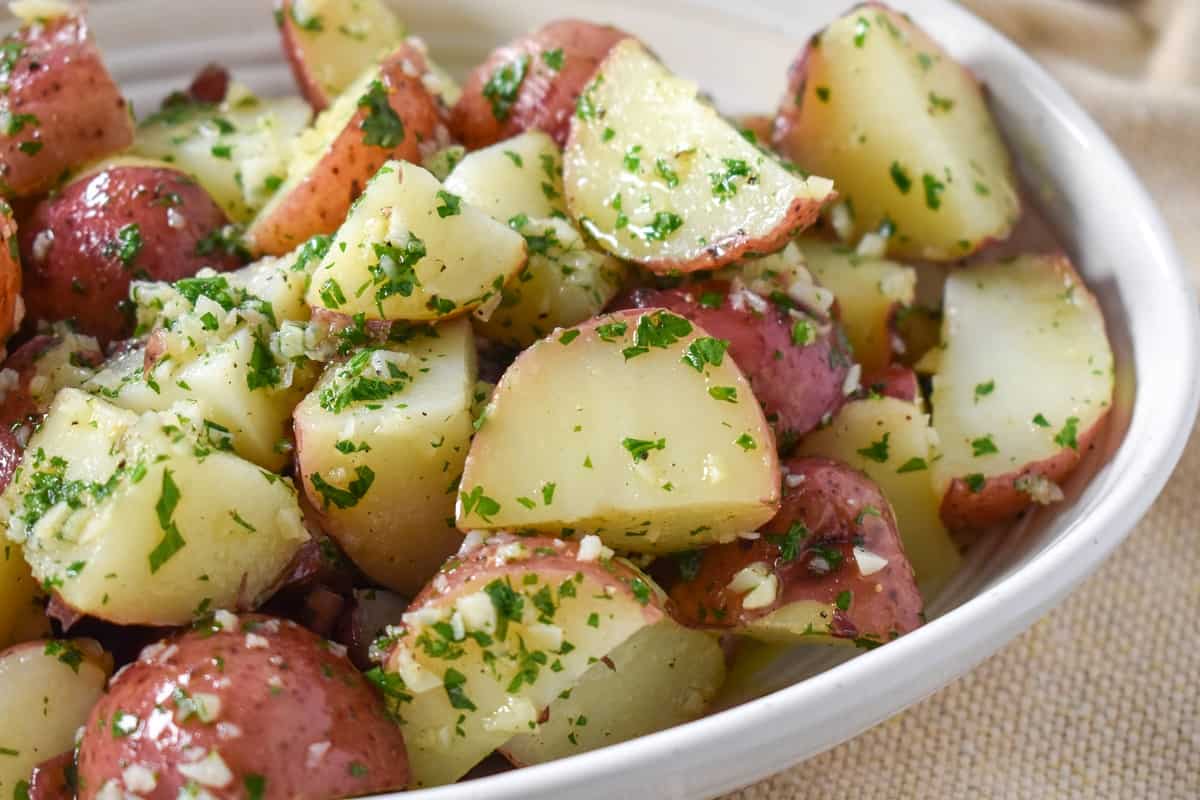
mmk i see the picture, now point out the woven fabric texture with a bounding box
[730,1,1200,797]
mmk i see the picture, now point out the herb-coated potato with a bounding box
[669,456,923,647]
[381,535,668,787]
[499,615,725,766]
[305,160,527,321]
[0,390,310,626]
[458,308,780,553]
[774,4,1019,260]
[0,201,22,344]
[246,43,444,256]
[564,39,834,273]
[0,14,133,198]
[450,19,631,150]
[0,638,111,800]
[619,277,854,446]
[18,163,242,343]
[294,319,476,594]
[130,86,312,222]
[931,254,1113,530]
[276,0,407,111]
[77,614,409,800]
[797,396,961,599]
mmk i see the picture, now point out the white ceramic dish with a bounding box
[18,0,1199,797]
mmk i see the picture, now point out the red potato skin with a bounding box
[862,364,920,404]
[450,20,631,149]
[246,43,443,257]
[275,0,336,111]
[77,614,409,800]
[28,752,74,800]
[0,202,22,343]
[18,165,241,344]
[186,63,231,105]
[0,16,134,198]
[617,281,853,445]
[940,412,1108,531]
[668,457,923,643]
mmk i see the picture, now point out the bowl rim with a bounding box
[389,1,1200,797]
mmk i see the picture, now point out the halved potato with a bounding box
[458,308,780,553]
[0,390,310,626]
[931,254,1114,529]
[130,86,312,221]
[443,131,566,222]
[773,4,1019,260]
[796,396,961,599]
[294,319,476,594]
[499,617,724,765]
[0,541,48,649]
[305,160,527,321]
[564,39,834,273]
[669,457,923,647]
[246,43,444,256]
[0,638,110,800]
[276,0,407,110]
[381,535,666,787]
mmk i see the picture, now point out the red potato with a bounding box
[618,280,854,446]
[185,63,231,105]
[862,364,920,404]
[0,201,22,343]
[669,456,923,646]
[245,43,444,256]
[18,164,242,343]
[450,19,631,149]
[77,614,409,800]
[0,15,134,198]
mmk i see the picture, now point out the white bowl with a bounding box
[35,0,1200,797]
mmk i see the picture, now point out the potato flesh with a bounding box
[294,319,476,594]
[931,255,1113,493]
[131,93,312,221]
[306,160,527,320]
[0,390,309,625]
[500,618,724,764]
[564,39,833,271]
[797,396,962,600]
[0,543,48,649]
[0,640,109,799]
[458,309,780,553]
[779,7,1019,260]
[389,559,653,787]
[443,131,566,223]
[286,0,406,102]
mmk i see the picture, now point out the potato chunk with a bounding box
[774,5,1020,260]
[931,254,1114,529]
[0,390,310,625]
[458,308,780,553]
[564,39,834,273]
[294,319,476,594]
[305,160,528,321]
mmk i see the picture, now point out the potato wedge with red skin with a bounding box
[618,280,853,445]
[246,43,443,256]
[19,164,241,343]
[669,457,922,646]
[0,15,134,198]
[77,614,409,800]
[450,20,631,150]
[0,201,22,343]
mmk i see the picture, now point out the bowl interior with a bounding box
[12,0,1198,797]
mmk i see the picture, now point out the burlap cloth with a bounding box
[729,1,1200,797]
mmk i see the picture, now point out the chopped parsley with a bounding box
[735,433,757,451]
[655,158,680,188]
[44,640,84,673]
[482,55,530,122]
[623,311,693,359]
[767,521,807,562]
[964,473,986,493]
[621,437,666,461]
[835,590,852,611]
[1054,416,1080,450]
[559,329,580,345]
[357,80,405,148]
[148,470,186,574]
[369,236,426,313]
[971,435,998,457]
[435,190,462,218]
[791,319,816,346]
[682,336,728,372]
[1033,413,1051,428]
[710,158,755,201]
[889,162,912,194]
[310,466,376,509]
[541,48,565,71]
[460,486,501,522]
[105,224,143,268]
[974,380,995,401]
[708,386,738,403]
[896,457,927,473]
[856,433,890,463]
[922,173,945,210]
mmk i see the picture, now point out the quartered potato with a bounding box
[564,39,834,273]
[0,390,310,626]
[774,4,1020,260]
[797,396,962,600]
[246,43,444,256]
[294,319,476,594]
[0,638,111,800]
[77,614,409,800]
[458,308,780,553]
[276,0,408,110]
[380,535,670,787]
[931,254,1114,529]
[0,13,133,198]
[669,457,924,647]
[305,160,528,321]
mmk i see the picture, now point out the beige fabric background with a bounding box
[730,1,1200,798]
